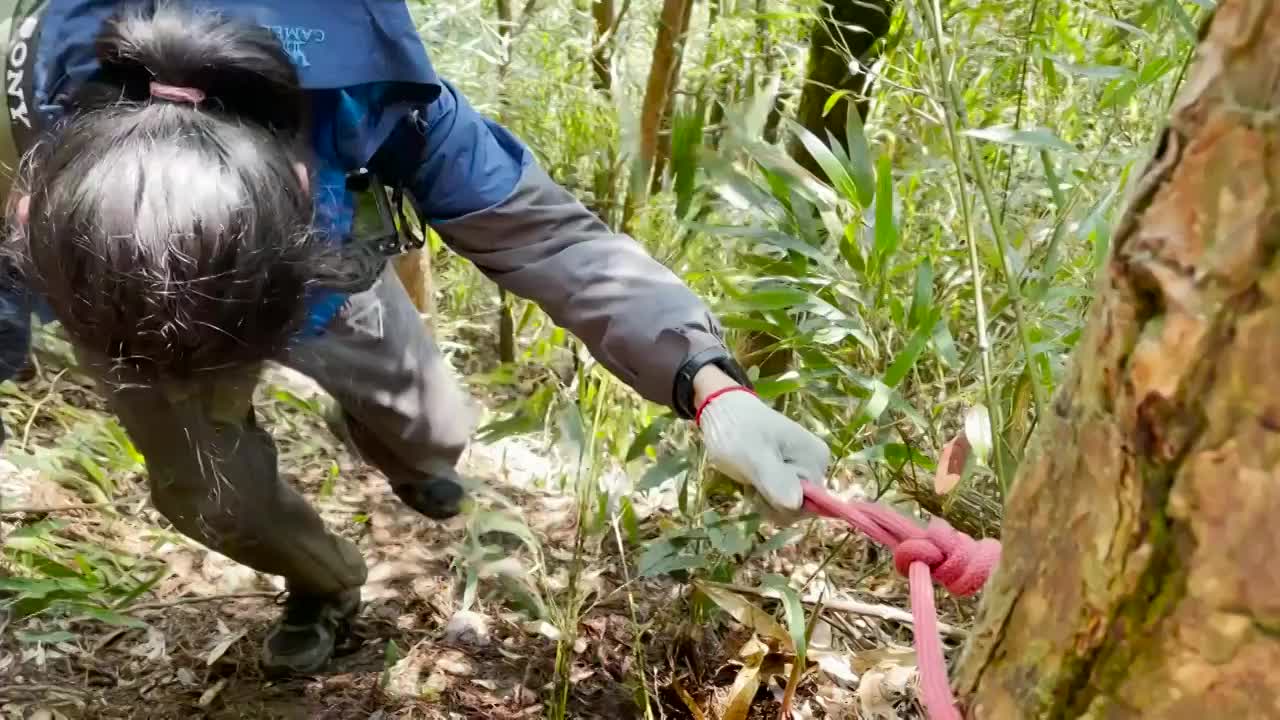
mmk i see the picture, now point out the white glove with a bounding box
[697,388,831,513]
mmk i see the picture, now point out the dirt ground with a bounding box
[1,358,958,719]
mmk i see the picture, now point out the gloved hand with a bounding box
[696,385,831,519]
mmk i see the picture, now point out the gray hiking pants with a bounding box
[81,265,478,595]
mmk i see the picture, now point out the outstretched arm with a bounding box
[371,79,830,512]
[371,80,743,415]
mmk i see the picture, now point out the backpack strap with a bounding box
[0,0,47,203]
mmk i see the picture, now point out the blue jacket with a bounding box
[0,0,728,410]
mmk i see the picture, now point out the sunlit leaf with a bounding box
[1046,56,1135,80]
[964,404,994,468]
[962,125,1075,152]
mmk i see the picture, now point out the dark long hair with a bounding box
[11,1,318,380]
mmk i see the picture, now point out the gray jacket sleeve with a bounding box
[433,162,729,407]
[374,80,730,407]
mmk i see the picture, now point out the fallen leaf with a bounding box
[933,432,971,495]
[436,650,474,677]
[198,679,228,708]
[857,659,918,720]
[723,637,767,720]
[206,628,248,666]
[811,650,859,685]
[671,675,707,720]
[694,582,793,651]
[444,610,491,647]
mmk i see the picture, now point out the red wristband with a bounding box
[694,386,757,426]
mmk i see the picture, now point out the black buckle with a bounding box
[344,168,423,257]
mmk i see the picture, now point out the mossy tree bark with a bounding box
[956,2,1280,716]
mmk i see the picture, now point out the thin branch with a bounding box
[20,369,68,451]
[591,0,635,54]
[702,581,968,638]
[125,591,278,613]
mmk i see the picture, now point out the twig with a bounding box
[20,368,67,451]
[0,493,148,516]
[126,591,278,613]
[702,581,967,639]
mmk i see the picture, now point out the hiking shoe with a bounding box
[262,588,361,675]
[391,467,467,520]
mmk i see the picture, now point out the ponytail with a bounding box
[11,1,319,379]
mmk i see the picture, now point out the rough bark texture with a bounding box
[956,2,1280,717]
[788,0,893,174]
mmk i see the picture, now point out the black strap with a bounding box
[6,0,46,157]
[671,347,753,420]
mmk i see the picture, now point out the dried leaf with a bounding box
[694,582,793,650]
[206,628,247,666]
[723,638,767,720]
[932,432,971,495]
[672,675,708,720]
[811,650,859,684]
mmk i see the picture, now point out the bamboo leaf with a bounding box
[962,125,1075,152]
[760,575,807,663]
[789,121,860,204]
[883,307,941,387]
[873,154,899,264]
[844,103,876,208]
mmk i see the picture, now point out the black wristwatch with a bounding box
[672,347,753,420]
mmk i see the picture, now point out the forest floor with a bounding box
[0,332,965,720]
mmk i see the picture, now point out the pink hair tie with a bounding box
[149,81,205,105]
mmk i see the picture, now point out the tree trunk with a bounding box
[787,0,894,174]
[648,0,697,194]
[591,0,615,92]
[635,0,693,198]
[393,250,435,318]
[956,2,1280,716]
[495,0,518,363]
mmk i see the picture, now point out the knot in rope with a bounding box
[799,480,1003,720]
[892,518,1001,597]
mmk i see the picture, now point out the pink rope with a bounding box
[800,480,1001,720]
